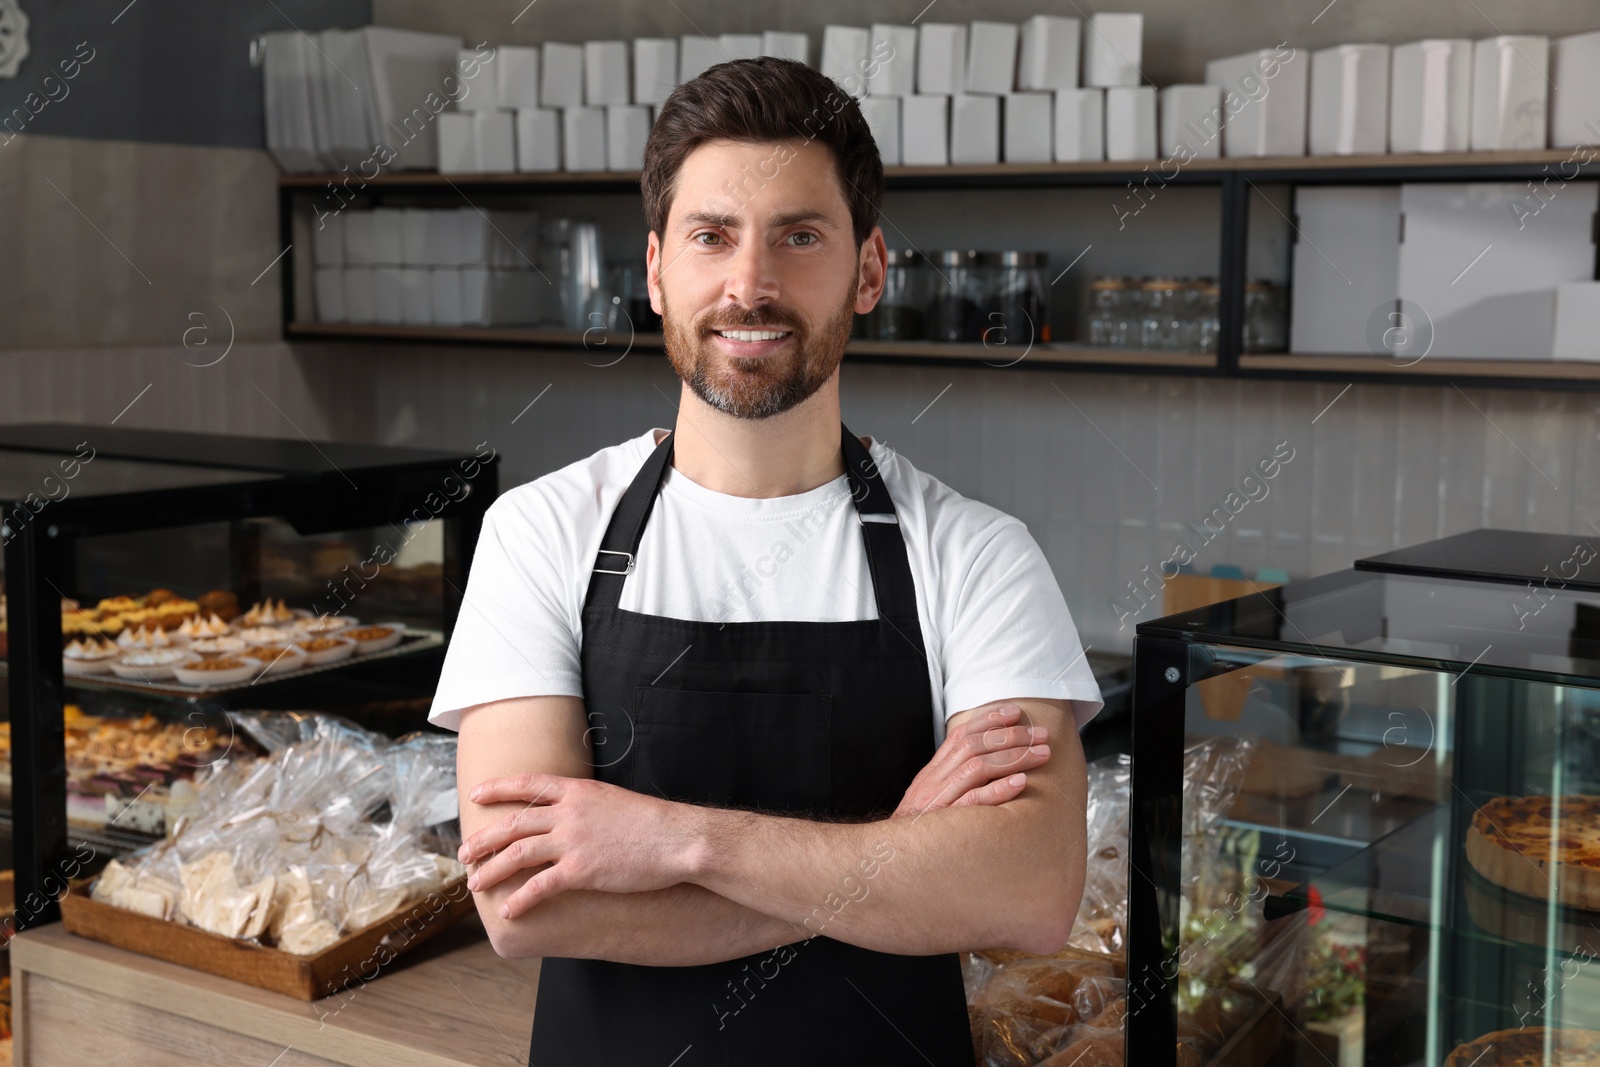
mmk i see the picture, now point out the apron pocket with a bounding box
[630,687,833,817]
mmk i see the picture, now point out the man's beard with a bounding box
[661,285,856,420]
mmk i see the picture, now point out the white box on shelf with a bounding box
[859,95,901,165]
[1205,47,1308,157]
[1553,282,1600,360]
[1288,186,1401,353]
[1054,88,1104,161]
[342,212,376,266]
[1159,84,1223,158]
[515,107,561,171]
[455,48,500,111]
[1309,44,1390,155]
[564,105,607,170]
[966,21,1018,95]
[680,35,721,82]
[762,32,809,64]
[918,24,967,95]
[607,105,651,171]
[1004,92,1052,162]
[312,213,344,266]
[584,41,630,106]
[541,42,584,108]
[719,35,763,62]
[868,24,917,96]
[398,267,432,325]
[425,211,461,266]
[1471,36,1549,151]
[496,45,541,110]
[437,111,477,172]
[476,110,516,172]
[372,267,404,324]
[371,208,405,265]
[343,267,375,322]
[1389,40,1473,153]
[430,268,464,327]
[1018,15,1079,92]
[634,38,678,105]
[313,267,346,322]
[901,94,949,165]
[1396,181,1598,359]
[1084,13,1142,88]
[950,93,999,163]
[822,26,870,98]
[1105,85,1156,160]
[1550,31,1600,148]
[460,267,490,327]
[401,208,431,265]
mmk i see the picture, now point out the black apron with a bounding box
[527,424,977,1066]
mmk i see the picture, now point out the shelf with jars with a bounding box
[278,150,1600,389]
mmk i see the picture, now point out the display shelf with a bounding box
[279,147,1600,389]
[35,629,444,699]
[1279,804,1600,964]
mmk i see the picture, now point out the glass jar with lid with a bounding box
[870,249,929,341]
[1194,283,1221,354]
[1083,276,1130,346]
[926,250,984,343]
[987,251,1050,347]
[1243,280,1288,353]
[1139,277,1182,351]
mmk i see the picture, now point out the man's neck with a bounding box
[668,378,845,499]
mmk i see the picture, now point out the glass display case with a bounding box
[1129,535,1600,1066]
[0,424,497,926]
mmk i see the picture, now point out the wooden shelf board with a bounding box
[284,323,1214,369]
[276,149,1592,191]
[1239,353,1600,381]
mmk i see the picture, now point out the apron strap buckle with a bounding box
[594,549,636,575]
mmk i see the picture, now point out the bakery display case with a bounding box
[1130,534,1600,1066]
[0,424,497,929]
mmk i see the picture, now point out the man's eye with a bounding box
[695,232,722,245]
[789,232,816,246]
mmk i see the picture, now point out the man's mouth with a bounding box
[711,328,793,342]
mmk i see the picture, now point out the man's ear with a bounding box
[646,230,663,316]
[855,226,888,315]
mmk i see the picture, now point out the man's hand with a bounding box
[460,773,698,919]
[892,702,1050,819]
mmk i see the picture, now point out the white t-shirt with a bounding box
[428,428,1103,742]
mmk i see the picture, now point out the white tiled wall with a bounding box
[7,341,1597,656]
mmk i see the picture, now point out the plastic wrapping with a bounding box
[91,711,465,953]
[967,956,1118,1067]
[1066,754,1130,956]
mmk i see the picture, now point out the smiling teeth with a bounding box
[717,329,789,342]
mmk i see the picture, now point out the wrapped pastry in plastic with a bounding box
[90,711,466,955]
[968,956,1118,1066]
[1067,754,1130,956]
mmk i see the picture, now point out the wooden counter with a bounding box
[9,918,540,1067]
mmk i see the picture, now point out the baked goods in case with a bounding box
[1465,795,1600,909]
[297,635,356,665]
[110,648,197,680]
[1444,1027,1600,1066]
[346,623,404,654]
[173,656,256,686]
[241,644,308,675]
[239,598,300,627]
[63,637,120,674]
[195,589,240,622]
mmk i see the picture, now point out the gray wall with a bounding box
[4,0,1599,657]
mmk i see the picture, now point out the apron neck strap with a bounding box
[584,424,921,626]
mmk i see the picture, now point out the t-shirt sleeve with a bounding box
[938,519,1104,731]
[426,492,586,732]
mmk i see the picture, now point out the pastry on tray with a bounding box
[195,589,240,622]
[1465,795,1600,910]
[117,625,174,650]
[110,649,197,681]
[176,613,232,642]
[238,598,302,628]
[63,637,120,674]
[1445,1027,1600,1066]
[291,614,358,635]
[173,657,256,687]
[346,624,405,654]
[295,636,356,665]
[187,635,248,657]
[241,644,308,675]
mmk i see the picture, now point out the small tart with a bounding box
[64,637,120,674]
[173,656,256,686]
[295,635,356,665]
[117,624,172,649]
[292,614,358,635]
[239,598,301,627]
[241,644,308,674]
[189,635,248,656]
[346,623,405,654]
[236,625,292,646]
[110,649,198,680]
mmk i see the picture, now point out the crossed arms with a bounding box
[455,693,1087,966]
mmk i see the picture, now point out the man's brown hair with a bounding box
[640,57,885,249]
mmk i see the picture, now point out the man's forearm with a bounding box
[482,881,810,965]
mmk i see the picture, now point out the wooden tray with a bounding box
[59,875,474,1000]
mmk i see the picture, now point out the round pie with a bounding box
[1445,1028,1600,1066]
[1465,795,1600,909]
